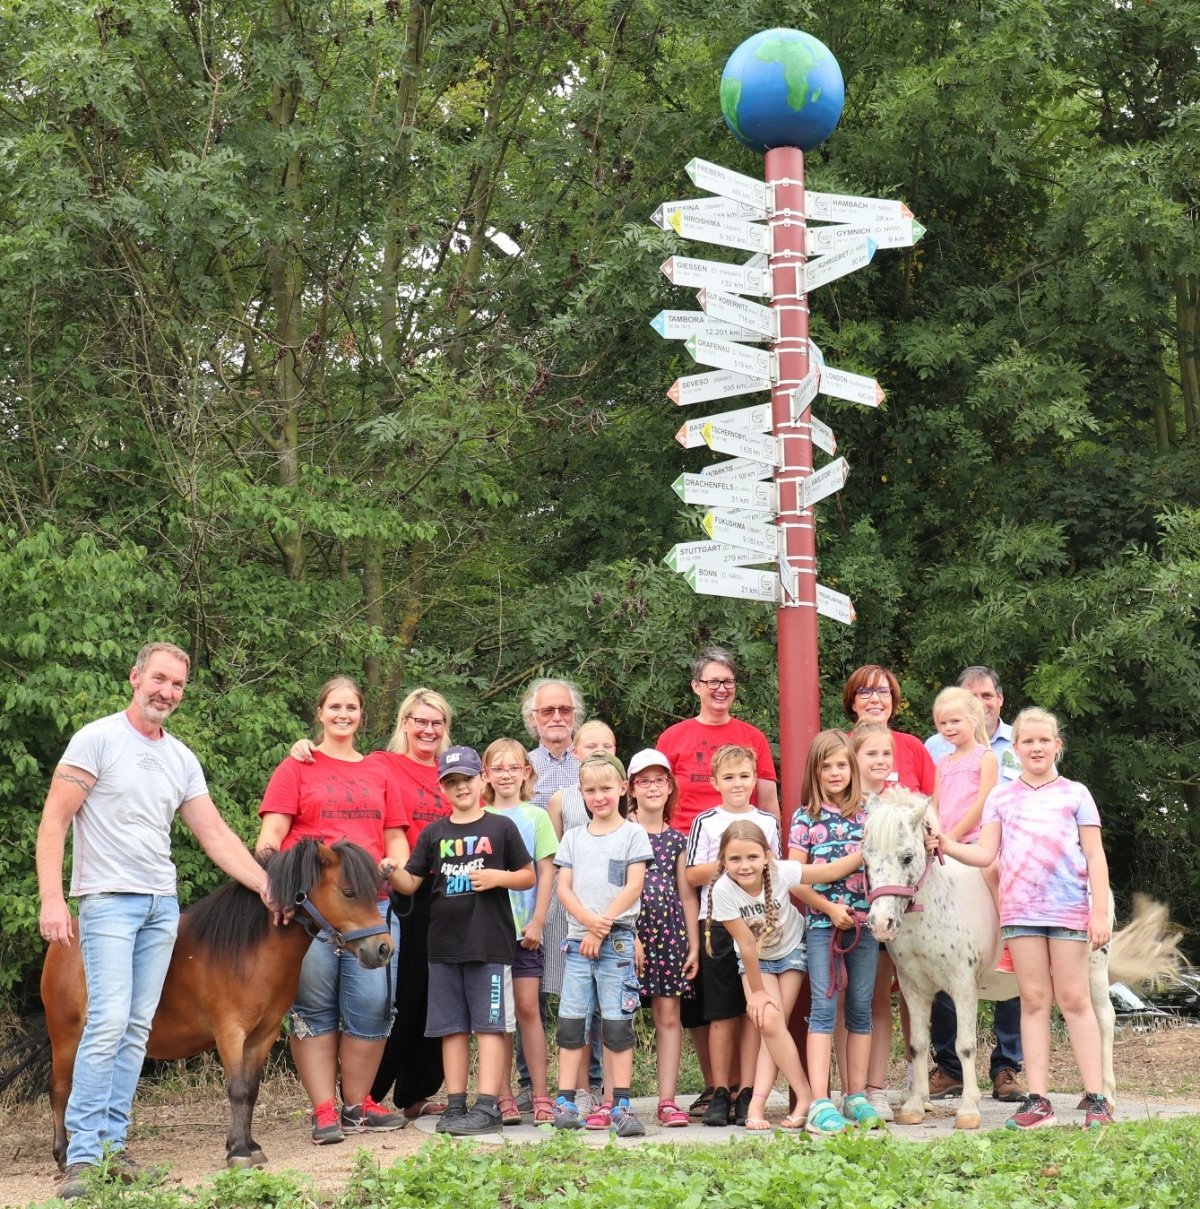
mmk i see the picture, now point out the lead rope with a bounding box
[827,910,870,996]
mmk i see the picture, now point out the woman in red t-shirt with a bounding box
[257,676,410,1143]
[842,664,935,795]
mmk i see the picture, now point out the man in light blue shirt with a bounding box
[923,665,1024,1103]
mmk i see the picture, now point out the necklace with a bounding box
[1019,774,1060,790]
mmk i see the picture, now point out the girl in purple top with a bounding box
[937,707,1113,1131]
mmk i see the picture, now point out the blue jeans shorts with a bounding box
[291,898,400,1040]
[1001,924,1088,942]
[738,943,807,976]
[559,928,640,1026]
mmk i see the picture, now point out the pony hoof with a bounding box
[955,1112,982,1131]
[226,1154,256,1171]
[894,1109,925,1125]
[250,1150,268,1168]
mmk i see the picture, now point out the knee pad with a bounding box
[601,1016,635,1053]
[557,1016,587,1050]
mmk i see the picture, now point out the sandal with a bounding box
[744,1117,773,1131]
[532,1095,555,1124]
[498,1094,522,1125]
[402,1099,447,1120]
[688,1087,715,1118]
[584,1101,612,1130]
[779,1112,807,1131]
[656,1101,689,1128]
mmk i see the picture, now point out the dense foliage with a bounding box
[2,0,1197,997]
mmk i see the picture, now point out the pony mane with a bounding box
[864,787,934,850]
[184,839,381,969]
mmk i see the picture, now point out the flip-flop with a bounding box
[744,1117,773,1131]
[402,1099,447,1120]
[779,1112,807,1131]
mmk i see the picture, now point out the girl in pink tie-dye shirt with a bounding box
[936,708,1113,1132]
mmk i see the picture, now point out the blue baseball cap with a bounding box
[437,745,483,780]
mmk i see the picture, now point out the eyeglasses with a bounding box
[633,776,670,789]
[697,678,736,691]
[855,686,892,699]
[488,765,525,776]
[406,715,447,731]
[535,705,575,719]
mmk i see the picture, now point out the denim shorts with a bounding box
[290,898,400,1040]
[559,928,640,1023]
[805,924,878,1035]
[738,943,807,976]
[1001,924,1088,942]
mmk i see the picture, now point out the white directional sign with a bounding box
[820,364,885,407]
[685,563,780,603]
[778,553,799,603]
[676,401,772,449]
[805,220,925,256]
[810,413,837,456]
[802,241,876,293]
[661,256,769,297]
[702,421,778,466]
[816,583,857,624]
[650,310,761,343]
[703,511,779,556]
[668,369,769,406]
[685,157,769,213]
[668,209,768,255]
[791,369,821,420]
[709,507,779,524]
[672,473,776,511]
[700,456,772,482]
[664,540,771,572]
[698,288,775,338]
[805,191,914,225]
[686,333,773,381]
[800,457,850,508]
[651,196,765,228]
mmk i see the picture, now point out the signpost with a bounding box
[653,27,918,812]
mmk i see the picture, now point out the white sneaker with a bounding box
[575,1088,593,1116]
[865,1088,894,1122]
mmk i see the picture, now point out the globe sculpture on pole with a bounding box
[720,28,844,153]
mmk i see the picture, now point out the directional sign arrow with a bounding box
[810,413,837,456]
[709,507,780,524]
[676,401,772,449]
[661,255,769,297]
[805,220,925,256]
[664,540,773,572]
[698,288,775,338]
[699,457,773,483]
[778,553,799,603]
[672,473,777,512]
[685,158,769,213]
[650,310,761,343]
[791,369,821,420]
[667,369,769,406]
[802,241,876,293]
[651,196,766,229]
[685,563,780,604]
[686,333,773,381]
[816,583,857,624]
[820,364,885,408]
[668,209,769,255]
[800,457,850,508]
[702,421,778,466]
[703,511,779,556]
[805,191,914,225]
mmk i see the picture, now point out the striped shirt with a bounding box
[528,744,580,809]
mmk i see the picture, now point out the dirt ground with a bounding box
[3,1023,1198,1207]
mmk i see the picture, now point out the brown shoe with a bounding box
[992,1068,1024,1102]
[58,1163,94,1201]
[927,1067,964,1099]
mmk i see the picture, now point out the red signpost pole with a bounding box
[767,146,822,810]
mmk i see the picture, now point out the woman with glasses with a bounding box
[841,665,935,795]
[289,687,454,1120]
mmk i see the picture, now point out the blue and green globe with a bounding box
[720,29,844,153]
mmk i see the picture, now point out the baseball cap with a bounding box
[626,749,671,779]
[437,745,483,780]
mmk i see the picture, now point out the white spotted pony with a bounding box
[862,787,1182,1130]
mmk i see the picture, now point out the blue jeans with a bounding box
[67,893,180,1166]
[805,924,878,1034]
[560,929,640,1027]
[291,899,400,1039]
[932,992,1023,1080]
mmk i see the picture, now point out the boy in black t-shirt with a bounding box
[390,746,534,1135]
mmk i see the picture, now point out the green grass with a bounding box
[30,1119,1200,1209]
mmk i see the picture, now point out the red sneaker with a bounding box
[995,945,1015,974]
[1005,1094,1056,1130]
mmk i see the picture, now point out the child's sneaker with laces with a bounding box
[341,1094,406,1132]
[610,1099,646,1137]
[1006,1094,1056,1130]
[550,1096,583,1130]
[310,1098,344,1145]
[1082,1093,1114,1128]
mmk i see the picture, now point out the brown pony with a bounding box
[41,839,392,1171]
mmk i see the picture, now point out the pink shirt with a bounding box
[936,744,985,841]
[982,776,1101,930]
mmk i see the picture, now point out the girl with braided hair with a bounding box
[709,821,861,1131]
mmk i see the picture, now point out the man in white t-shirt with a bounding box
[36,643,272,1200]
